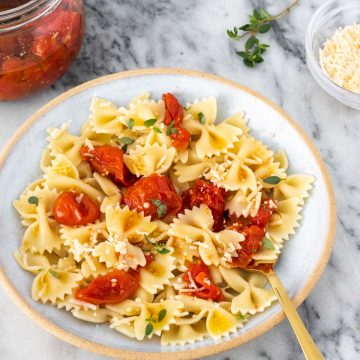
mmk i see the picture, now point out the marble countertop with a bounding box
[0,0,359,359]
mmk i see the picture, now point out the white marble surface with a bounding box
[0,0,359,359]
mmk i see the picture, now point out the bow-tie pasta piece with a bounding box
[161,322,208,345]
[118,92,165,130]
[206,307,239,340]
[124,144,176,176]
[139,251,176,294]
[43,154,79,179]
[273,149,289,172]
[106,205,157,242]
[80,254,108,279]
[273,174,315,204]
[89,97,123,134]
[93,172,120,197]
[222,112,250,136]
[47,122,84,166]
[21,200,62,254]
[46,175,105,203]
[72,307,114,324]
[14,249,51,274]
[219,266,276,315]
[60,222,107,261]
[184,96,217,125]
[32,267,83,304]
[13,186,58,225]
[80,119,114,144]
[266,198,302,245]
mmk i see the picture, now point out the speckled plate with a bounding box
[0,68,336,359]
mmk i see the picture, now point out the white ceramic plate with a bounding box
[0,69,335,359]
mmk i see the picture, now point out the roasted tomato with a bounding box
[144,253,154,266]
[80,145,136,187]
[162,92,190,151]
[123,174,182,220]
[170,127,191,151]
[251,198,274,228]
[53,191,100,226]
[182,179,225,232]
[162,92,184,126]
[182,260,224,302]
[230,225,264,268]
[75,269,139,305]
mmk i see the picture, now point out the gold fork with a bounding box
[247,264,324,360]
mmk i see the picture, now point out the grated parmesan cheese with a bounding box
[319,24,360,94]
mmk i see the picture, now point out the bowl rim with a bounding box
[305,0,360,100]
[0,68,336,360]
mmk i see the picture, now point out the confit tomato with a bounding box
[162,92,190,151]
[80,145,136,187]
[53,191,100,226]
[75,269,139,305]
[162,92,184,126]
[123,174,182,220]
[251,198,274,228]
[182,260,223,302]
[230,225,264,268]
[170,127,191,151]
[182,179,225,232]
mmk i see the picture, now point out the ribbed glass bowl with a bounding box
[305,0,360,110]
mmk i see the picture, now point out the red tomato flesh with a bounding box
[170,127,191,151]
[53,191,100,226]
[182,260,224,302]
[75,270,139,305]
[182,179,225,232]
[123,174,182,220]
[229,225,264,268]
[80,145,136,187]
[251,198,274,228]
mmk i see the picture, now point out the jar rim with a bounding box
[0,0,60,32]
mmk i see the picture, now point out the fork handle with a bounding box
[265,271,324,360]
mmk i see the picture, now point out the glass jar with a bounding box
[0,0,84,100]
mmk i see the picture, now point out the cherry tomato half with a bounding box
[53,191,100,226]
[80,145,136,187]
[182,260,223,302]
[75,269,139,305]
[230,225,264,268]
[170,127,191,151]
[162,92,184,127]
[182,179,226,232]
[251,198,274,228]
[123,174,182,220]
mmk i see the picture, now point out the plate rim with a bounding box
[0,67,336,360]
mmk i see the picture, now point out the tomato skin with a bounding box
[182,260,224,302]
[162,93,184,126]
[182,179,225,232]
[75,270,139,305]
[144,253,154,266]
[170,127,191,151]
[80,145,136,187]
[230,225,264,268]
[123,174,182,220]
[162,93,190,151]
[251,198,273,228]
[53,191,100,226]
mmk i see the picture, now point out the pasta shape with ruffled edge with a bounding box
[44,154,79,179]
[89,97,123,134]
[31,267,83,304]
[139,251,176,294]
[184,96,217,125]
[219,266,276,315]
[273,174,315,204]
[14,249,51,275]
[266,198,302,246]
[107,299,183,340]
[222,112,250,136]
[47,121,85,166]
[118,92,165,131]
[169,205,243,266]
[124,144,176,176]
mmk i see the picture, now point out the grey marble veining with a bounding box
[0,0,359,359]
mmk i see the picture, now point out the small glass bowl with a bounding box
[305,0,360,110]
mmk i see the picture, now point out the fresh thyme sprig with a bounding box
[227,0,300,67]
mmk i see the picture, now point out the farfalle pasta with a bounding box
[13,92,314,345]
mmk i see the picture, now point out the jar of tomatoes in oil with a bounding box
[0,0,84,100]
